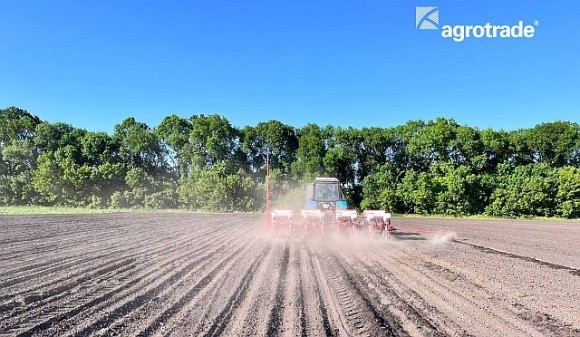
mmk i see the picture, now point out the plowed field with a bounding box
[1,213,579,336]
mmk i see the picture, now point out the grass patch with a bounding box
[0,206,128,215]
[395,213,575,221]
[0,206,218,215]
[396,213,498,219]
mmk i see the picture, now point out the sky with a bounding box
[0,0,578,133]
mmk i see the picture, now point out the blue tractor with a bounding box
[300,177,358,234]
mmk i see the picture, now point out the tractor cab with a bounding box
[305,177,348,211]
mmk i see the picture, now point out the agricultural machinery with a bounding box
[269,177,396,238]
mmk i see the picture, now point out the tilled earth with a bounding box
[0,213,579,337]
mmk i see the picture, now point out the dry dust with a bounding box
[428,231,458,244]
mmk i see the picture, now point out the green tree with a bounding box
[1,140,36,176]
[449,125,484,170]
[31,151,78,205]
[242,120,298,174]
[155,114,193,178]
[396,170,438,214]
[526,121,580,166]
[405,118,458,171]
[80,131,118,167]
[114,117,164,174]
[486,163,558,217]
[556,166,580,218]
[360,163,399,212]
[0,140,38,204]
[506,129,535,166]
[431,163,484,216]
[34,122,85,158]
[189,114,240,169]
[358,127,395,180]
[480,128,510,173]
[0,106,42,145]
[122,167,155,207]
[0,107,43,204]
[292,123,329,178]
[323,127,359,186]
[177,163,261,211]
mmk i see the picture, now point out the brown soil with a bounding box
[0,213,578,336]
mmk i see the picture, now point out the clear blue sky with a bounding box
[1,0,578,133]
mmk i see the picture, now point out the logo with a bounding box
[416,6,439,30]
[416,6,539,42]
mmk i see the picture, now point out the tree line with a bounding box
[1,106,579,218]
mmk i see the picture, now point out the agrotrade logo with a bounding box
[416,6,439,30]
[416,6,539,42]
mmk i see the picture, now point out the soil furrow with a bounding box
[301,243,337,337]
[342,250,453,337]
[0,230,231,324]
[296,246,309,337]
[265,243,290,337]
[324,250,403,337]
[57,227,248,337]
[378,246,546,337]
[58,241,248,337]
[1,214,577,337]
[215,237,286,337]
[201,246,270,337]
[8,230,243,337]
[0,220,233,300]
[455,240,580,276]
[0,220,236,301]
[129,235,259,337]
[0,219,220,277]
